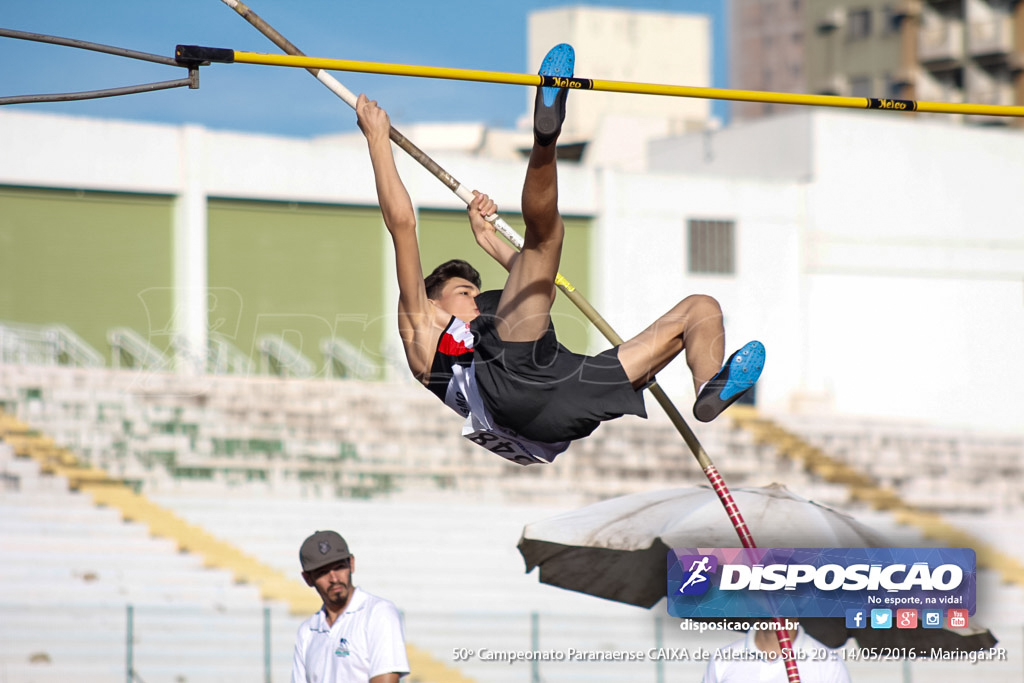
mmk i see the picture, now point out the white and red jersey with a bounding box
[426,315,568,466]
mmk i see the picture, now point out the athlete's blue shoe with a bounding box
[534,43,575,146]
[693,340,765,422]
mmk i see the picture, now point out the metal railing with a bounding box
[918,21,965,62]
[107,328,171,371]
[0,321,104,367]
[968,17,1013,56]
[0,320,397,380]
[208,333,256,376]
[257,335,316,378]
[320,336,379,380]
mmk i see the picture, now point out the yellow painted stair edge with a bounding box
[728,406,1024,588]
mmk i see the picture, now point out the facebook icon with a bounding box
[845,609,866,629]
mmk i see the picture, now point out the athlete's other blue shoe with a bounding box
[534,43,575,146]
[693,340,765,422]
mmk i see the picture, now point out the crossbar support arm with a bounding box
[0,28,199,106]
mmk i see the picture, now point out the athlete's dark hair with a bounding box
[424,259,482,299]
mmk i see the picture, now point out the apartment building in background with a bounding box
[732,0,1024,126]
[731,0,807,120]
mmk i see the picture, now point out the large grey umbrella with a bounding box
[518,483,996,654]
[518,483,888,607]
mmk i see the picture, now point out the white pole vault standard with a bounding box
[216,3,801,677]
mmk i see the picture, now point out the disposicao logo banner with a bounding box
[667,548,976,618]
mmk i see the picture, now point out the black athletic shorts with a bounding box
[470,290,647,443]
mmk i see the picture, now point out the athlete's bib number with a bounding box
[446,362,567,466]
[464,429,547,465]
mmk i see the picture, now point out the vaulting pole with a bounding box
[214,3,800,677]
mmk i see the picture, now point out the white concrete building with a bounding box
[525,6,713,143]
[648,109,1024,435]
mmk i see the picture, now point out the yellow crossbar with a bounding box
[226,49,1024,119]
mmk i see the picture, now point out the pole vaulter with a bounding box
[214,1,805,677]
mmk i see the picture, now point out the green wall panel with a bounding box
[207,200,385,374]
[0,186,174,360]
[418,210,593,353]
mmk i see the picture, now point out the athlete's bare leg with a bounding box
[494,44,574,343]
[494,141,563,342]
[616,294,726,393]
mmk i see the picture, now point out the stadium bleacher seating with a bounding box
[0,363,838,506]
[3,360,1024,682]
[771,412,1024,512]
[0,444,301,683]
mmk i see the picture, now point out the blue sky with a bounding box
[1,0,728,138]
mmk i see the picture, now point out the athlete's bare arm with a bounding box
[356,94,445,381]
[466,191,560,311]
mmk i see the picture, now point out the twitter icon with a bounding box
[870,609,893,629]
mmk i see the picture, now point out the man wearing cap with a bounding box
[292,530,410,683]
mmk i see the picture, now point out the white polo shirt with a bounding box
[292,587,410,683]
[702,627,851,683]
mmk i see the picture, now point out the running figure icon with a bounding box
[679,556,713,593]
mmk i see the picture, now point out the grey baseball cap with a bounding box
[299,530,351,572]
